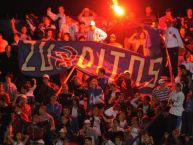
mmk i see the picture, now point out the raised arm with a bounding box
[10,18,19,34]
[47,7,58,21]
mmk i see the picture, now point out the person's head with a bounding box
[179,64,188,75]
[43,16,51,26]
[165,8,172,17]
[50,94,57,103]
[5,45,11,54]
[187,8,193,17]
[0,33,3,40]
[109,82,117,91]
[73,76,82,86]
[63,32,71,41]
[98,67,106,77]
[78,36,86,41]
[118,111,126,121]
[42,74,50,85]
[84,119,91,129]
[180,27,186,37]
[158,79,166,88]
[58,6,65,15]
[145,6,152,16]
[84,136,93,145]
[115,135,123,145]
[143,95,151,105]
[92,106,99,116]
[113,118,119,127]
[62,83,69,93]
[5,73,13,83]
[46,29,54,38]
[137,108,143,118]
[90,20,96,30]
[139,31,146,39]
[72,97,79,106]
[83,8,91,17]
[39,105,47,115]
[21,81,31,94]
[175,83,183,92]
[109,34,117,43]
[59,127,67,138]
[21,26,27,34]
[66,16,72,24]
[63,107,70,116]
[14,33,21,42]
[16,132,22,141]
[20,95,27,105]
[79,21,86,31]
[131,117,139,126]
[123,70,131,79]
[89,78,98,88]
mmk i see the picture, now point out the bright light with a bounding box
[112,5,125,16]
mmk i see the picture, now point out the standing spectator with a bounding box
[0,33,8,54]
[76,21,88,41]
[168,83,185,133]
[47,6,66,31]
[46,94,62,125]
[41,29,55,41]
[0,82,10,104]
[152,79,171,104]
[86,78,104,111]
[97,67,108,91]
[159,8,175,30]
[87,21,107,42]
[143,6,156,25]
[182,8,193,37]
[10,18,31,41]
[78,8,97,28]
[3,73,17,102]
[165,20,184,77]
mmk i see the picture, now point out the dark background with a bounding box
[0,0,193,19]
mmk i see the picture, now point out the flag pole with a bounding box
[56,66,76,96]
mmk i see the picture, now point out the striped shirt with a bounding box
[152,87,171,102]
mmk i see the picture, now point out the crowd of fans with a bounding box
[0,4,193,145]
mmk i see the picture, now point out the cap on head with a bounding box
[90,20,96,26]
[84,119,91,124]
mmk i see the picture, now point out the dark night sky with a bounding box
[0,0,193,19]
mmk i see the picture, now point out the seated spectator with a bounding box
[84,136,94,145]
[108,34,123,48]
[108,118,124,132]
[0,33,8,54]
[114,135,124,145]
[54,127,69,145]
[87,21,107,42]
[140,131,154,145]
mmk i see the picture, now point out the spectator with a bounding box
[108,34,123,48]
[47,6,66,31]
[0,33,8,54]
[0,82,10,104]
[165,20,184,77]
[87,20,107,42]
[182,8,193,37]
[7,132,29,145]
[78,8,97,28]
[143,6,156,25]
[76,21,88,41]
[41,28,55,41]
[54,127,69,145]
[97,67,108,90]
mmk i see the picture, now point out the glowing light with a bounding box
[112,0,125,17]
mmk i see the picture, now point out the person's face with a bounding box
[58,6,65,14]
[180,68,187,75]
[175,85,181,92]
[21,97,27,105]
[145,7,152,15]
[93,107,99,116]
[21,26,27,34]
[43,78,49,84]
[14,34,20,42]
[39,106,46,115]
[89,79,97,88]
[66,16,72,24]
[50,95,57,103]
[44,17,51,26]
[115,137,122,145]
[140,32,145,39]
[16,133,22,140]
[84,139,92,145]
[62,84,68,92]
[113,120,119,127]
[74,78,81,86]
[84,10,90,17]
[5,76,11,83]
[80,23,85,31]
[187,9,192,17]
[63,34,70,41]
[137,111,143,118]
[124,73,130,79]
[60,129,67,138]
[6,46,11,53]
[110,36,116,43]
[166,11,172,17]
[180,28,186,36]
[47,30,53,37]
[63,108,70,116]
[84,123,91,129]
[61,116,69,124]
